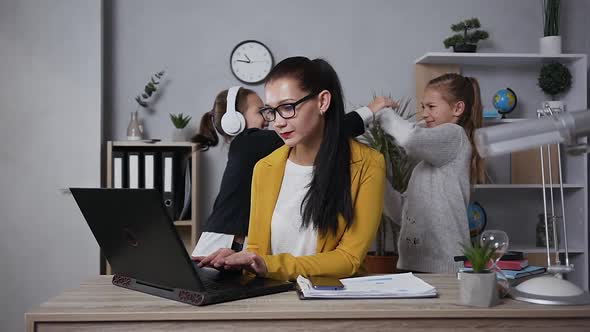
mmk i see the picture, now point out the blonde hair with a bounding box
[426,73,485,184]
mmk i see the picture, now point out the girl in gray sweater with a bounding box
[380,73,485,273]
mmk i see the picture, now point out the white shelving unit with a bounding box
[415,52,589,290]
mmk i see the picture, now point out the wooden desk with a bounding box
[26,274,590,331]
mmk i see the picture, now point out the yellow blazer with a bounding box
[246,139,385,281]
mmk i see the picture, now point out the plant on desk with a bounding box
[458,241,499,307]
[170,113,192,142]
[361,97,416,273]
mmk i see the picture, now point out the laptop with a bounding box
[70,188,293,306]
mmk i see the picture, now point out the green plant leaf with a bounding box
[460,241,496,273]
[538,61,572,98]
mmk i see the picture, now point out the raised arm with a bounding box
[380,111,465,167]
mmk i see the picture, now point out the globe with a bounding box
[467,201,487,238]
[493,88,517,118]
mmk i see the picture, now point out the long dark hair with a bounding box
[265,56,352,236]
[192,87,256,151]
[427,73,484,184]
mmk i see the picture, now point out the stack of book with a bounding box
[462,251,546,280]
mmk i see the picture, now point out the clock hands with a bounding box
[235,54,264,64]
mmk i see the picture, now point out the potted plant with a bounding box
[538,61,571,112]
[127,70,165,140]
[540,0,561,55]
[170,113,192,142]
[458,241,499,307]
[443,18,489,53]
[361,97,416,273]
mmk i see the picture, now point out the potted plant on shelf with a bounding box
[538,61,571,112]
[170,113,192,142]
[361,97,416,273]
[128,70,165,141]
[443,18,489,53]
[458,241,499,307]
[540,0,561,55]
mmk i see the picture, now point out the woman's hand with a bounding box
[193,248,236,269]
[223,251,268,276]
[368,96,399,114]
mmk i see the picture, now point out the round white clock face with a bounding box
[230,40,273,84]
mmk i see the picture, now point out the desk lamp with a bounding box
[474,105,590,305]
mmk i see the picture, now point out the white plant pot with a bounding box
[542,100,565,113]
[539,36,562,55]
[172,128,190,142]
[458,271,499,307]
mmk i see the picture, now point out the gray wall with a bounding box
[104,0,590,230]
[0,1,101,331]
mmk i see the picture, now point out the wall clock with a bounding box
[229,40,274,84]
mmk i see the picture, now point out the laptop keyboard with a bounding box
[193,262,244,291]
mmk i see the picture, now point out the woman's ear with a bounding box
[453,100,466,118]
[318,90,331,115]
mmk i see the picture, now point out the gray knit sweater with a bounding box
[380,113,471,273]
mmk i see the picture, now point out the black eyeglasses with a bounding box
[259,92,318,122]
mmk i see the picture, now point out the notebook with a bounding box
[296,273,437,299]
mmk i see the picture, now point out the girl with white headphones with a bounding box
[191,85,397,258]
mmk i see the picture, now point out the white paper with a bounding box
[164,157,172,192]
[144,155,154,189]
[297,273,437,299]
[113,157,123,188]
[129,154,139,189]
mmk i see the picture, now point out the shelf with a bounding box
[112,141,196,148]
[510,246,585,254]
[173,220,193,226]
[483,118,527,125]
[414,52,587,66]
[475,184,584,189]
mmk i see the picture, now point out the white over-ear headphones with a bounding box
[220,86,246,136]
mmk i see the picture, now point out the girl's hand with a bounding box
[193,248,236,269]
[368,96,399,114]
[223,251,268,276]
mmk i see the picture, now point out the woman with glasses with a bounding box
[191,76,395,260]
[195,57,387,281]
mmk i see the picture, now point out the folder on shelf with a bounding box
[143,152,159,190]
[161,151,176,221]
[127,152,141,189]
[112,151,127,188]
[178,157,192,221]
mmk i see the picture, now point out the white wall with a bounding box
[0,1,102,331]
[104,0,589,232]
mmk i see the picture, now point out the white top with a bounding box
[271,159,317,256]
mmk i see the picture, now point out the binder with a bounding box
[178,157,192,221]
[143,152,158,190]
[127,152,142,189]
[112,151,127,188]
[161,151,176,221]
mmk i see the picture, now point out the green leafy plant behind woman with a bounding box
[361,97,416,256]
